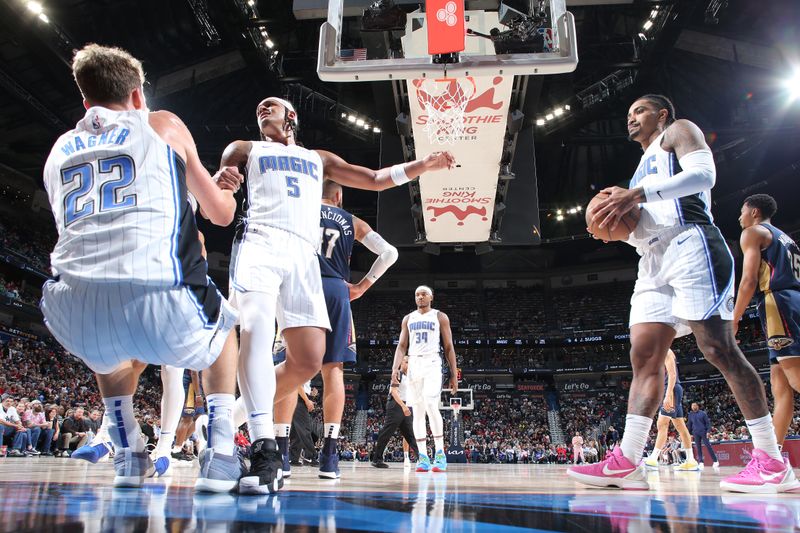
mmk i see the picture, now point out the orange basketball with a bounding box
[585,191,641,242]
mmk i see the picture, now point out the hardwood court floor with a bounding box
[0,457,798,531]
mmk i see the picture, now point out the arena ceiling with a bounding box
[0,0,798,274]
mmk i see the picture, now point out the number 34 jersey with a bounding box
[240,141,324,249]
[407,309,441,357]
[43,107,206,287]
[757,223,800,296]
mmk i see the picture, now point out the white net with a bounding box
[415,77,475,145]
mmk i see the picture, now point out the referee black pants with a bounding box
[290,396,316,462]
[372,398,419,462]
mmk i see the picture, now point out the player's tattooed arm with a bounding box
[391,314,410,385]
[661,119,710,160]
[438,312,459,393]
[316,149,455,191]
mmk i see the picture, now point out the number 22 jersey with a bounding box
[43,107,206,287]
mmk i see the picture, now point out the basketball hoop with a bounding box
[413,77,476,145]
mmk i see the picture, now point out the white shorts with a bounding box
[229,225,330,332]
[41,277,238,375]
[630,224,734,330]
[406,355,443,403]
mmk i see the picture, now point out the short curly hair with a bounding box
[72,44,144,104]
[744,194,777,219]
[638,94,676,125]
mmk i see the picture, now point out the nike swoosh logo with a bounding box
[677,236,691,245]
[656,190,664,199]
[603,464,635,476]
[759,471,785,481]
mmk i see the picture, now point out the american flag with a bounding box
[340,48,367,61]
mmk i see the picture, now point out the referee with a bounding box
[371,355,419,468]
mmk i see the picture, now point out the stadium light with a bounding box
[556,214,564,221]
[536,118,545,126]
[38,13,48,23]
[347,115,356,123]
[564,104,571,111]
[786,69,800,101]
[265,39,275,49]
[545,113,554,120]
[576,205,582,212]
[642,20,653,31]
[26,1,43,14]
[554,107,564,116]
[373,127,381,133]
[556,209,563,215]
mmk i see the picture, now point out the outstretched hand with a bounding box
[423,151,456,171]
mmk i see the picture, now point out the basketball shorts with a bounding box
[407,355,443,403]
[229,225,330,332]
[630,224,734,330]
[41,277,237,375]
[659,383,684,418]
[757,289,800,364]
[322,276,357,365]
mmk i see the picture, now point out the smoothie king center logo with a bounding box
[413,76,507,129]
[425,187,492,226]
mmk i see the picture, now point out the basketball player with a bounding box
[391,286,459,472]
[372,354,420,468]
[643,349,699,471]
[40,44,241,491]
[734,194,800,465]
[219,97,454,494]
[568,94,793,493]
[272,179,399,479]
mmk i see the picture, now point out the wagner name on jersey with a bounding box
[407,309,441,356]
[235,141,324,247]
[319,204,354,280]
[43,106,206,287]
[627,131,714,248]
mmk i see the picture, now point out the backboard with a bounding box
[318,0,578,82]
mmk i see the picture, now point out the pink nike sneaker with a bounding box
[720,449,800,493]
[567,447,649,490]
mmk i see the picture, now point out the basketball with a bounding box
[585,191,641,242]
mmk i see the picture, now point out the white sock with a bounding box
[155,365,185,458]
[620,414,653,465]
[102,395,144,453]
[324,423,340,440]
[404,452,409,460]
[91,411,112,446]
[233,396,248,428]
[207,393,235,456]
[172,445,182,454]
[649,447,662,460]
[274,423,291,438]
[682,448,694,462]
[746,414,782,460]
[434,436,445,453]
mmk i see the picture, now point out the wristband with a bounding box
[390,164,410,185]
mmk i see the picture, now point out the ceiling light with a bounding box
[356,118,365,126]
[373,127,381,133]
[556,209,563,215]
[362,123,370,129]
[545,113,554,120]
[536,118,545,126]
[247,0,255,6]
[564,104,571,111]
[347,115,356,123]
[785,69,800,101]
[576,205,582,212]
[38,13,48,23]
[554,107,564,116]
[265,39,275,48]
[556,215,564,221]
[568,207,576,214]
[643,20,653,31]
[26,1,43,15]
[650,9,659,19]
[341,112,346,119]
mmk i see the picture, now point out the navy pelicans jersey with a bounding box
[319,204,355,279]
[43,107,206,287]
[756,223,800,296]
[236,142,323,247]
[628,131,714,245]
[407,309,441,356]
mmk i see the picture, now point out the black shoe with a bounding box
[289,460,303,467]
[239,438,283,495]
[309,459,320,467]
[371,461,389,469]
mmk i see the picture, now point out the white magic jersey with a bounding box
[239,141,324,247]
[627,131,713,249]
[44,107,204,287]
[407,309,441,356]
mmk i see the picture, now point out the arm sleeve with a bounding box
[360,231,399,283]
[641,149,715,203]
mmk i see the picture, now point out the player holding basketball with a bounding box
[220,97,454,494]
[643,349,699,471]
[392,286,458,472]
[40,44,242,491]
[568,94,794,493]
[273,179,399,479]
[734,194,800,466]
